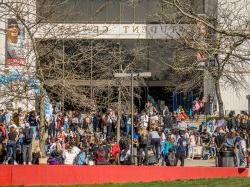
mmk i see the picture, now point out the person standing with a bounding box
[49,114,56,138]
[56,112,63,136]
[22,123,33,165]
[175,132,187,166]
[106,110,115,138]
[0,110,6,124]
[163,106,171,128]
[63,114,69,132]
[123,113,132,136]
[140,111,149,129]
[199,97,205,114]
[215,129,225,167]
[92,113,99,132]
[4,109,12,127]
[207,95,214,115]
[28,111,38,139]
[5,126,18,164]
[71,113,79,132]
[192,97,200,120]
[149,127,161,161]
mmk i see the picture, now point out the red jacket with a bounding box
[110,144,120,157]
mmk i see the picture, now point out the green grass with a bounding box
[11,178,250,187]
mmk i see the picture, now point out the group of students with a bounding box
[44,125,189,166]
[40,103,189,166]
[0,104,250,167]
[0,110,41,165]
[41,103,202,166]
[193,97,206,116]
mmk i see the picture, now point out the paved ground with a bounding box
[184,158,215,167]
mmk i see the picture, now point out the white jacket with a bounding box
[63,146,81,165]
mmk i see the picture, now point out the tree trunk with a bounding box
[39,93,46,157]
[214,79,224,117]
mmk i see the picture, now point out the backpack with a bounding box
[24,128,33,144]
[48,151,64,165]
[74,151,87,165]
[47,157,61,165]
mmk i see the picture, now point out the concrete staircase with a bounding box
[185,115,207,127]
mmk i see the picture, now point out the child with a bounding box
[168,148,176,166]
[209,137,216,159]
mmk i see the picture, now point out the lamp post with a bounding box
[114,71,151,164]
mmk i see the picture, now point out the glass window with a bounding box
[106,0,121,23]
[134,0,147,23]
[146,0,161,23]
[36,0,163,23]
[120,0,134,23]
[79,0,91,22]
[91,0,107,23]
[36,0,84,22]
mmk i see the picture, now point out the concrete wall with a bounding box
[220,75,250,114]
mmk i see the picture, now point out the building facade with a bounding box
[34,0,213,111]
[4,0,248,115]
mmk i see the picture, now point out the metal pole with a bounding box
[131,72,134,164]
[62,39,65,113]
[90,41,93,99]
[117,44,122,143]
[117,84,121,143]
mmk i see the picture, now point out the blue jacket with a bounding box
[161,140,173,155]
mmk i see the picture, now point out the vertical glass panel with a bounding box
[146,0,161,23]
[120,0,134,23]
[134,0,147,23]
[91,0,107,23]
[106,0,120,23]
[79,0,91,22]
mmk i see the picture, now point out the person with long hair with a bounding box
[5,126,18,164]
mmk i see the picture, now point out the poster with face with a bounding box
[6,19,26,68]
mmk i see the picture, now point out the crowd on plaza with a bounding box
[0,99,249,167]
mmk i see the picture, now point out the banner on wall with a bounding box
[6,18,26,67]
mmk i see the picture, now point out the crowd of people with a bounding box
[0,100,249,167]
[0,110,40,165]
